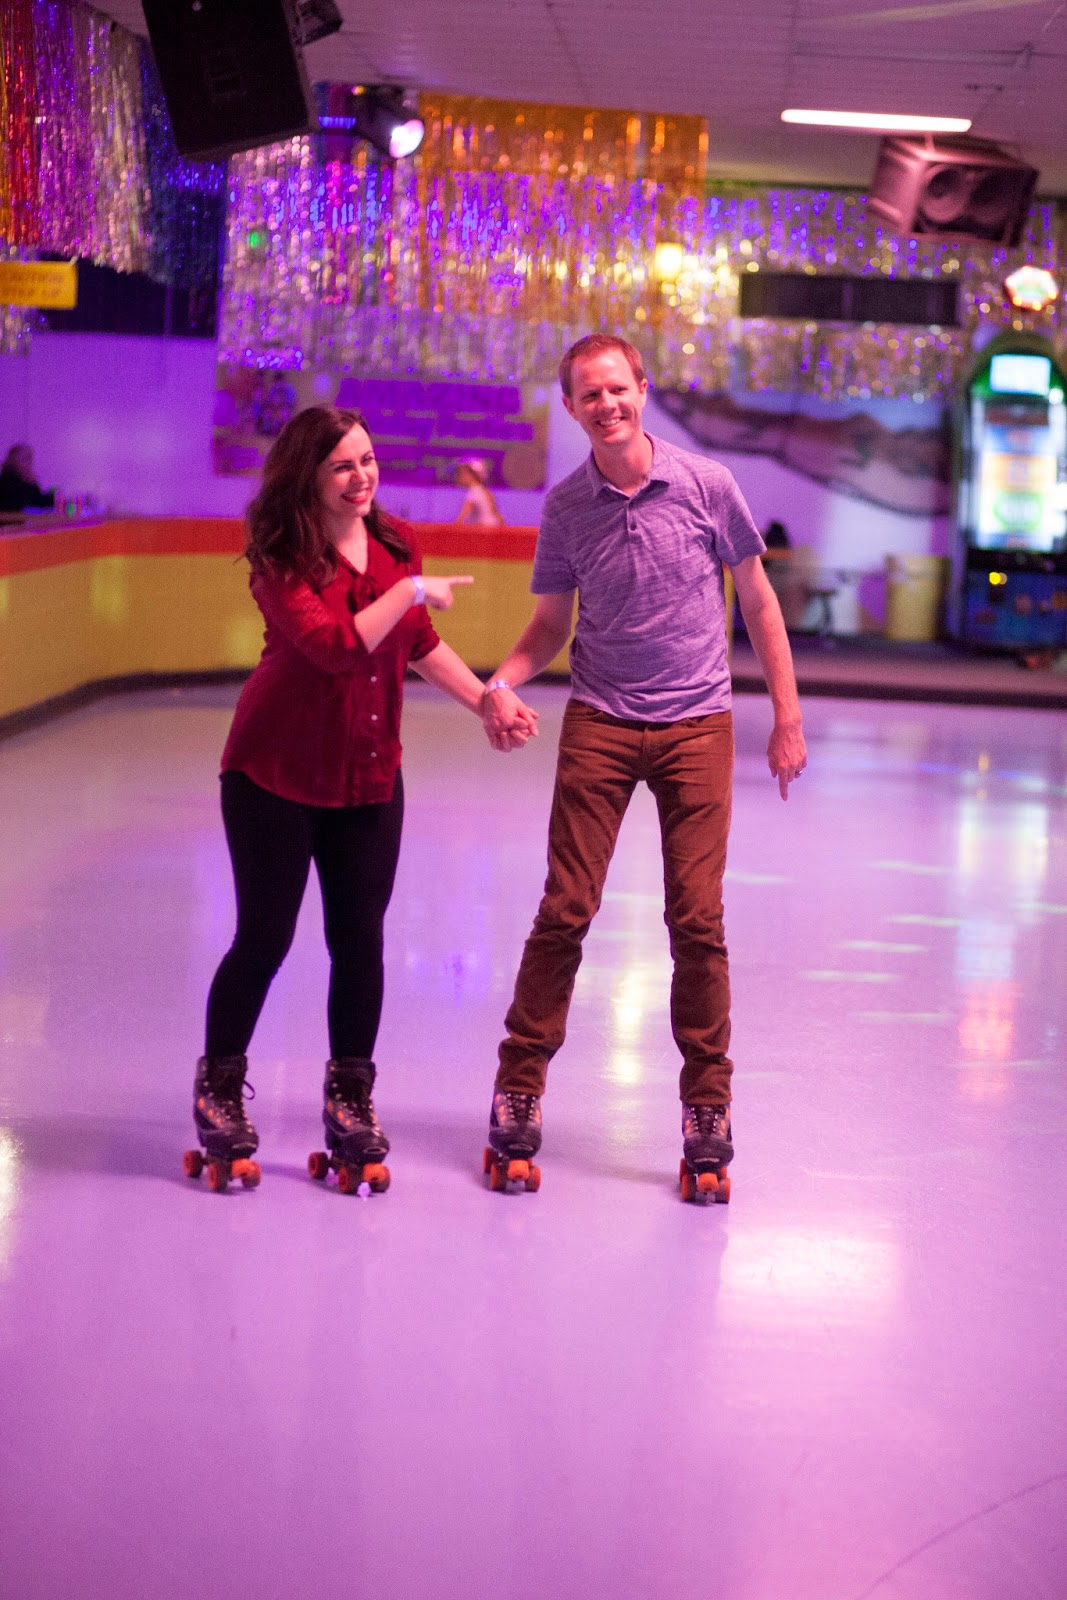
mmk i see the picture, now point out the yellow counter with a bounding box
[0,518,562,724]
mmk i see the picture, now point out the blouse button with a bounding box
[370,714,378,722]
[370,675,377,684]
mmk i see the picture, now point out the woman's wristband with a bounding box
[483,678,511,695]
[409,573,426,607]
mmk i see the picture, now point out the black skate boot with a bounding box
[483,1091,542,1193]
[182,1055,261,1191]
[307,1059,391,1195]
[679,1102,732,1205]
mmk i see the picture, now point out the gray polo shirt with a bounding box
[532,433,765,721]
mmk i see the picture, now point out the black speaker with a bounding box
[867,136,1038,247]
[142,0,315,161]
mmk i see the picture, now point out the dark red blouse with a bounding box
[220,522,440,807]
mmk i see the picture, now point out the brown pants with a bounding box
[497,698,735,1105]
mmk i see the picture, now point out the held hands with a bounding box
[481,684,539,753]
[768,718,807,801]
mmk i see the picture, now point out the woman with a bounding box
[0,444,55,513]
[454,457,503,526]
[186,405,533,1192]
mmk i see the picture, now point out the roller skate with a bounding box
[483,1090,542,1193]
[182,1055,261,1192]
[679,1102,732,1205]
[307,1058,391,1195]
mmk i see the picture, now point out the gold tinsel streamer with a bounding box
[86,10,148,273]
[416,95,708,183]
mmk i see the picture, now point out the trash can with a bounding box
[884,554,949,642]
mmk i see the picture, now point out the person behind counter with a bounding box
[454,456,503,526]
[0,444,56,513]
[185,404,537,1193]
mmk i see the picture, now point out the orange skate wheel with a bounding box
[336,1164,355,1195]
[680,1168,695,1203]
[525,1164,541,1193]
[696,1171,719,1199]
[308,1151,329,1181]
[488,1160,506,1192]
[365,1163,390,1193]
[182,1149,204,1180]
[482,1147,495,1175]
[717,1173,731,1204]
[506,1159,530,1186]
[679,1157,688,1184]
[206,1161,228,1193]
[236,1160,261,1189]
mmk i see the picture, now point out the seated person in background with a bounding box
[455,457,503,526]
[760,518,814,630]
[0,444,55,512]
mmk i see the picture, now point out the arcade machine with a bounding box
[953,332,1067,655]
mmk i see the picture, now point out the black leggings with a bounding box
[204,770,405,1060]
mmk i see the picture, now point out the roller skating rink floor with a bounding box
[0,681,1064,1600]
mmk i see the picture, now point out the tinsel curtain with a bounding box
[0,0,223,352]
[3,13,1066,402]
[220,94,1067,401]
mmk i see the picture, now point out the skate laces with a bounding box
[331,1073,378,1126]
[211,1069,255,1109]
[504,1093,536,1123]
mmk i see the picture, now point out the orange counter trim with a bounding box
[0,518,539,576]
[0,518,247,576]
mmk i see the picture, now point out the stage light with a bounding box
[781,110,972,133]
[350,86,424,159]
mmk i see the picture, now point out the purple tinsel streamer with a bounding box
[1,0,225,302]
[33,0,94,255]
[139,42,225,295]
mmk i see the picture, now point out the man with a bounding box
[480,333,806,1194]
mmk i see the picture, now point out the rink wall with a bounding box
[0,518,570,726]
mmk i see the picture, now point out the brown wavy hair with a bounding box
[245,405,411,585]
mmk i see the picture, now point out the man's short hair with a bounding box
[559,334,647,398]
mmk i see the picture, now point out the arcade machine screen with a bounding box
[957,347,1067,651]
[971,354,1067,555]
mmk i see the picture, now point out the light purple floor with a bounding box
[0,683,1065,1600]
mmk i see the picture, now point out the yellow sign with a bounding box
[0,260,78,309]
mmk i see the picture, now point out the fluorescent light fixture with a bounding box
[781,109,972,133]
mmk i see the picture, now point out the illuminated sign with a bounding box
[1003,266,1058,313]
[0,260,77,309]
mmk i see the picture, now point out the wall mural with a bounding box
[654,390,952,518]
[213,367,548,489]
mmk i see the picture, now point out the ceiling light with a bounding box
[653,242,685,282]
[781,110,972,133]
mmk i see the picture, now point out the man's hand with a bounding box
[768,718,807,800]
[481,685,539,752]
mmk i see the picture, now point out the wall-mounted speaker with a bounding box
[142,0,315,161]
[867,136,1038,247]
